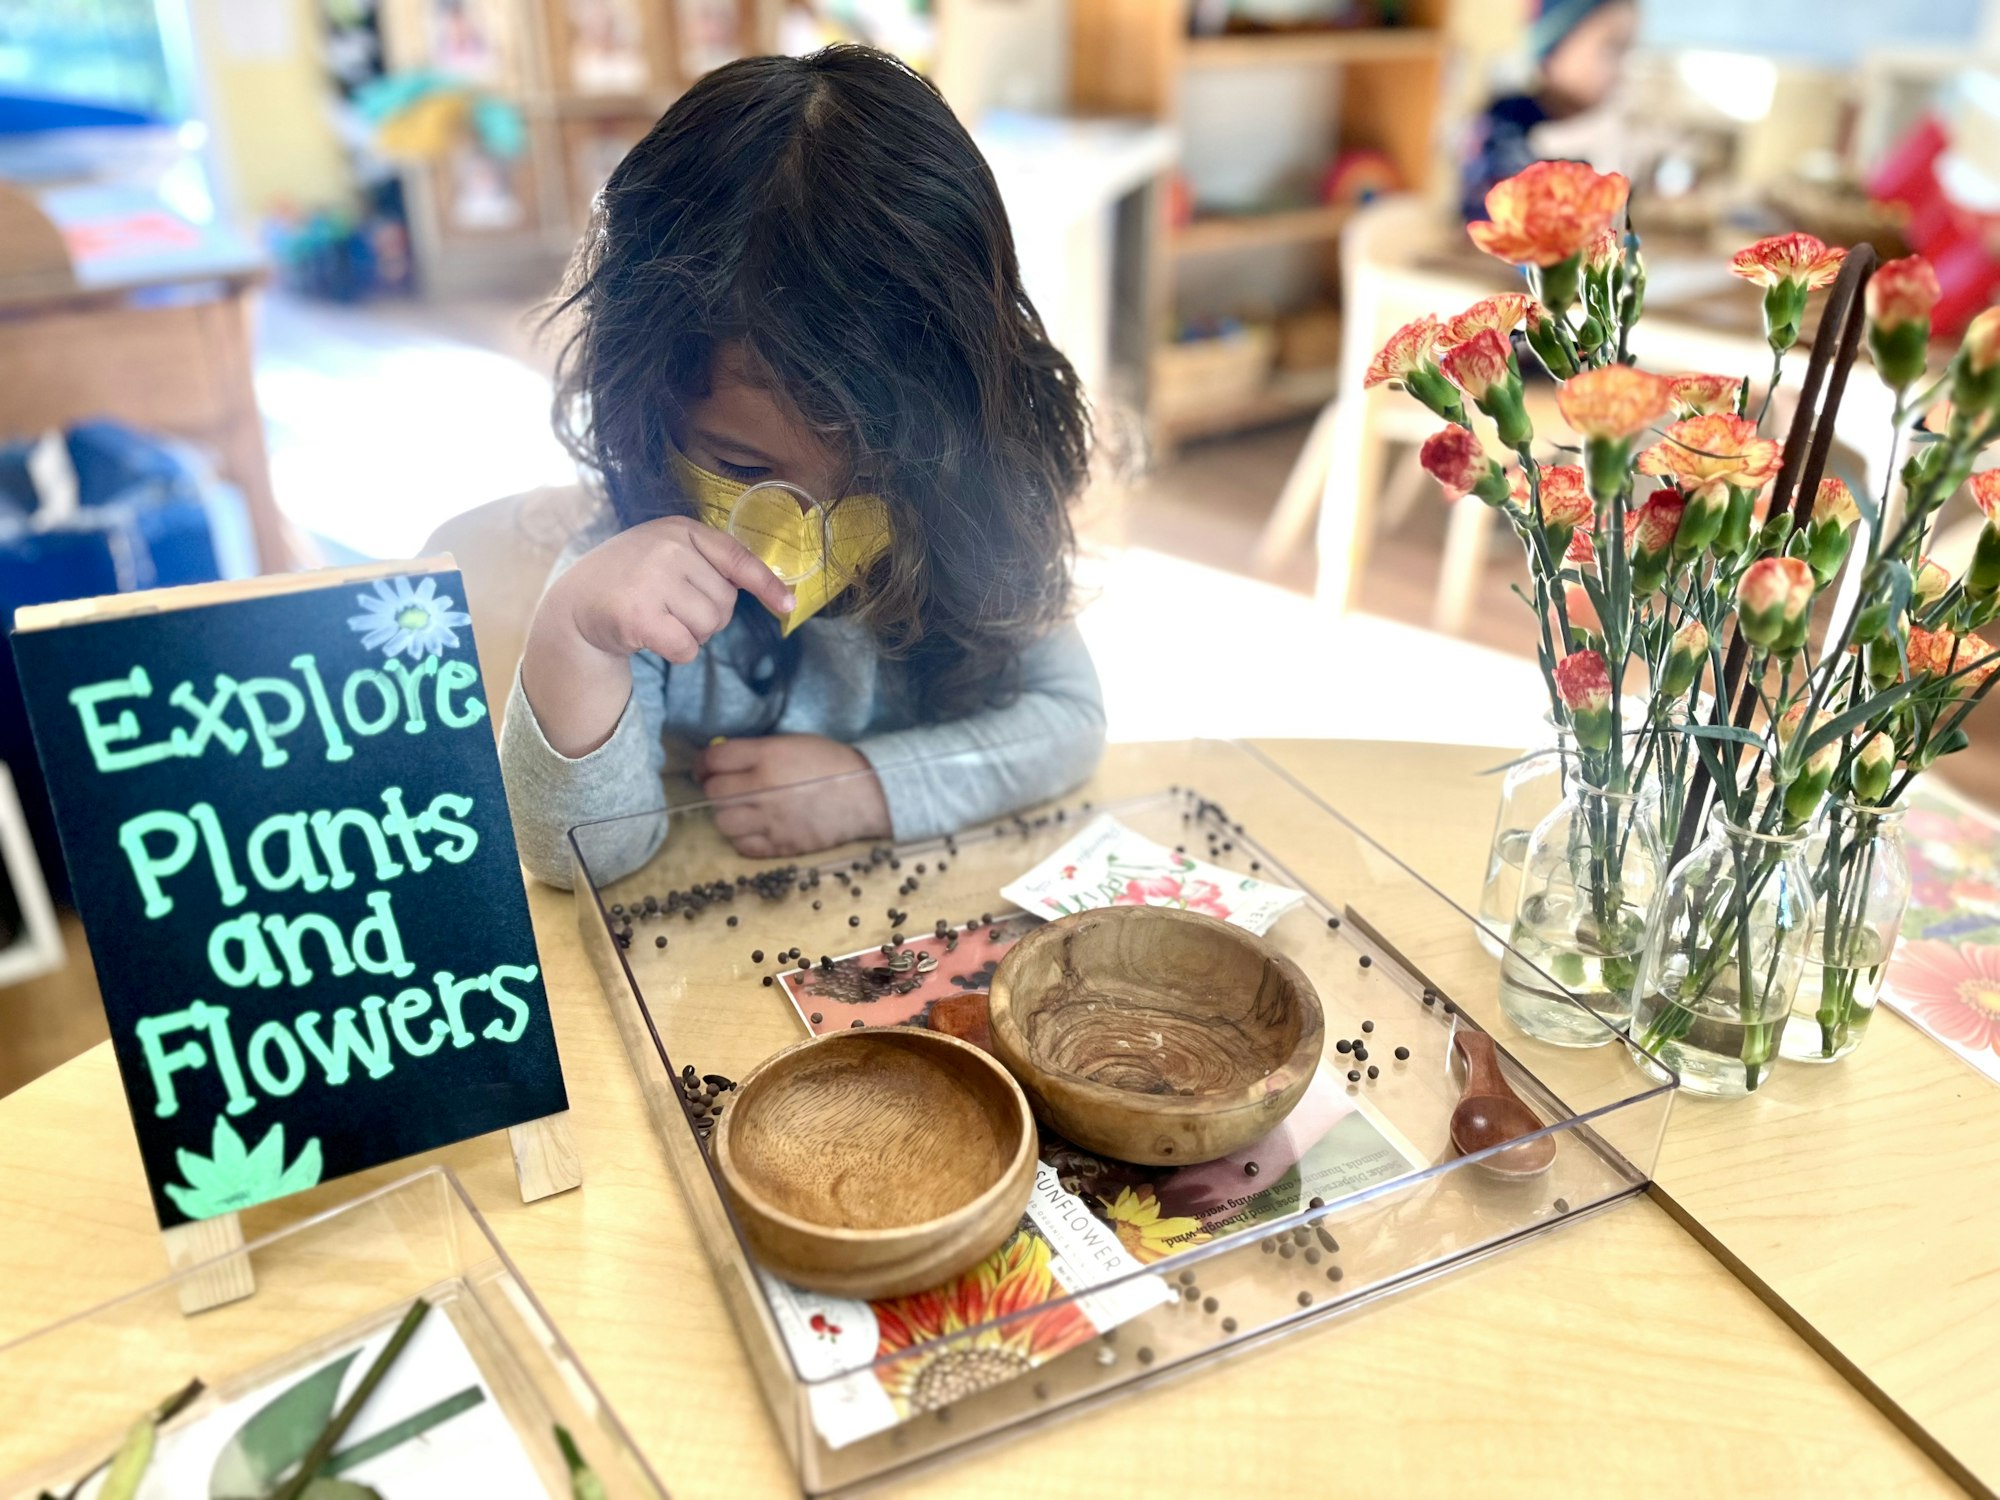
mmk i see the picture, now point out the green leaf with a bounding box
[208,1351,362,1500]
[1802,677,1926,759]
[1679,722,1768,748]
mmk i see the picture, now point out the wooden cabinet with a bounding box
[1070,1,1449,451]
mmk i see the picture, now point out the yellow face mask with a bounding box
[669,448,893,636]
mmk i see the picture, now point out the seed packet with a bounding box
[997,814,1305,935]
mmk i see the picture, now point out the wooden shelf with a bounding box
[1172,204,1351,257]
[1157,364,1342,444]
[1181,27,1443,70]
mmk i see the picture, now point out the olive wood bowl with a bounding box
[988,906,1324,1166]
[712,1027,1037,1299]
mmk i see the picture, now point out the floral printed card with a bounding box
[760,1165,1174,1451]
[998,814,1305,935]
[1880,783,2000,1083]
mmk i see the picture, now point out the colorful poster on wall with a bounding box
[11,562,570,1229]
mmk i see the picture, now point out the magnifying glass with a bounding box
[727,479,830,588]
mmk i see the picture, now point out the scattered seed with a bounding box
[1280,1243,1296,1260]
[1327,1265,1344,1282]
[1394,1046,1410,1061]
[1261,1239,1276,1255]
[654,935,667,949]
[1297,1292,1313,1308]
[1182,1285,1199,1303]
[1292,1228,1310,1245]
[1202,1296,1218,1314]
[1305,1248,1321,1265]
[1221,1317,1238,1333]
[850,1019,865,1029]
[1178,1269,1196,1285]
[1367,1065,1380,1080]
[1243,1161,1259,1177]
[1033,1381,1050,1400]
[1554,1197,1571,1214]
[1137,1347,1155,1366]
[1315,1227,1337,1253]
[1361,1020,1374,1034]
[727,915,739,927]
[1309,1196,1324,1210]
[1336,1039,1351,1055]
[1346,1070,1360,1083]
[751,949,764,962]
[1358,955,1372,968]
[1327,915,1341,930]
[812,900,822,911]
[762,976,774,987]
[849,915,861,927]
[810,1012,822,1024]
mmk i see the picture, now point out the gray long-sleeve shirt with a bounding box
[499,525,1106,887]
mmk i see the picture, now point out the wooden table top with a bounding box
[0,740,1974,1498]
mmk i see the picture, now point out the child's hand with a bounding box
[553,516,795,664]
[693,735,892,857]
[521,517,795,758]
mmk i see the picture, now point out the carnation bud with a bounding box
[1951,307,2000,420]
[1420,424,1511,507]
[1865,256,1940,392]
[1737,557,1815,652]
[1853,732,1895,805]
[1554,650,1615,752]
[1660,618,1707,697]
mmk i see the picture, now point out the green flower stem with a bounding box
[269,1300,430,1500]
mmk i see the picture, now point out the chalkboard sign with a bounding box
[13,562,573,1236]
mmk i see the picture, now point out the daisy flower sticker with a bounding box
[348,574,471,659]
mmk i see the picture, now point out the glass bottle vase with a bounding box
[1476,721,1575,959]
[1497,783,1663,1047]
[1780,800,1910,1064]
[1632,811,1813,1097]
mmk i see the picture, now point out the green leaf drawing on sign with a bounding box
[208,1349,360,1499]
[165,1117,322,1220]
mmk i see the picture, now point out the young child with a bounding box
[1460,0,1639,221]
[503,45,1105,886]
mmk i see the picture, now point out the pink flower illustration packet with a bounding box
[999,814,1305,936]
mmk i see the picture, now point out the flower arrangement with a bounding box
[1377,159,2000,1093]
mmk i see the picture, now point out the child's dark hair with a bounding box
[551,45,1091,721]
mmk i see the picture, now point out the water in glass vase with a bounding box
[1476,827,1531,958]
[1498,891,1643,1046]
[1632,981,1787,1097]
[1781,928,1892,1064]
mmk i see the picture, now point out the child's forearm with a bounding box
[519,593,637,758]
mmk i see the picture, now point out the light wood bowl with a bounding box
[988,906,1323,1165]
[712,1028,1037,1299]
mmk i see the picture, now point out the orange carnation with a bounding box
[1637,414,1782,498]
[1365,314,1442,388]
[1665,373,1742,418]
[1729,232,1846,290]
[1972,470,2000,525]
[1441,293,1532,348]
[1557,365,1671,440]
[1537,465,1592,529]
[1467,161,1630,269]
[1440,327,1514,402]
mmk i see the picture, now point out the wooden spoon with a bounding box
[1449,1029,1556,1178]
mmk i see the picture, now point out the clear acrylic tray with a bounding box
[572,740,1674,1495]
[0,1166,667,1499]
